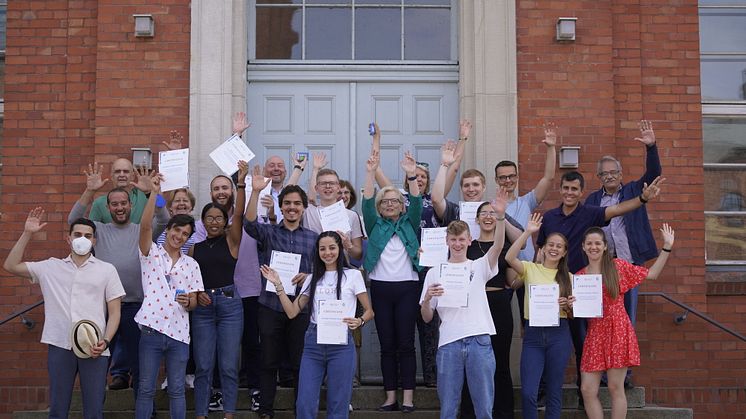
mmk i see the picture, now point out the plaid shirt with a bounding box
[244,219,318,312]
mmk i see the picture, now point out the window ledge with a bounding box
[706,269,746,295]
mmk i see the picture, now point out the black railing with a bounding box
[640,292,746,342]
[0,300,43,329]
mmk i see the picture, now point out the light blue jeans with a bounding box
[135,326,189,419]
[296,324,356,419]
[436,334,496,419]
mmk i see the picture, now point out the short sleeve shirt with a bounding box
[537,203,608,273]
[507,190,539,261]
[517,261,567,320]
[300,269,367,324]
[302,203,365,240]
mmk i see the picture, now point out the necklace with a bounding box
[476,240,493,255]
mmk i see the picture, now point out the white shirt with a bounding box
[301,269,367,324]
[302,203,364,240]
[27,256,125,355]
[369,235,419,282]
[135,243,204,344]
[420,256,498,347]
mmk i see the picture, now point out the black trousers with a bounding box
[240,296,261,390]
[416,269,439,385]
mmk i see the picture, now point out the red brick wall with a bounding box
[517,1,746,417]
[0,1,190,416]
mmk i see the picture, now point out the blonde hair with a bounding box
[446,220,470,237]
[374,186,405,215]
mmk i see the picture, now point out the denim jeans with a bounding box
[135,326,189,419]
[296,324,356,419]
[192,288,244,416]
[623,285,639,379]
[48,345,109,419]
[110,302,142,392]
[520,319,572,419]
[436,335,496,419]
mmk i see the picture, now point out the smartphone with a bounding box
[295,151,309,162]
[368,123,376,136]
[174,289,186,301]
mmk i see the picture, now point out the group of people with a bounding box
[4,113,676,419]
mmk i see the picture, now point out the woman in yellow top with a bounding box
[505,213,575,419]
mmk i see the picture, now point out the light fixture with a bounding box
[131,147,153,170]
[134,14,155,38]
[559,146,580,169]
[556,17,577,41]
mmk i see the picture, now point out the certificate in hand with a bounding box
[572,274,603,318]
[317,300,348,345]
[419,227,448,267]
[318,200,352,233]
[266,250,301,296]
[209,134,256,176]
[437,263,471,308]
[459,201,482,240]
[528,284,560,327]
[245,174,273,217]
[158,148,190,192]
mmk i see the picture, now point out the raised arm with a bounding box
[138,171,161,256]
[232,111,251,138]
[402,151,420,197]
[506,213,542,278]
[485,188,508,271]
[431,140,458,220]
[533,122,557,204]
[260,265,307,319]
[227,161,249,255]
[368,122,393,188]
[633,120,662,185]
[363,150,379,200]
[286,155,308,187]
[3,207,47,280]
[70,162,110,222]
[604,176,664,221]
[444,120,471,194]
[307,152,327,203]
[645,223,675,280]
[246,164,272,223]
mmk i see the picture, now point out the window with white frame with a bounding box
[699,0,746,265]
[250,0,457,62]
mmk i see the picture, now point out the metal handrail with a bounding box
[640,292,746,342]
[0,300,43,328]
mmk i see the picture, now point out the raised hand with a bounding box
[130,165,155,193]
[371,122,381,144]
[237,160,249,183]
[492,186,509,215]
[459,119,472,139]
[337,230,352,252]
[543,122,557,147]
[366,150,380,173]
[251,164,271,192]
[291,153,308,171]
[84,162,109,192]
[162,130,184,150]
[24,207,48,233]
[634,120,656,146]
[401,150,417,176]
[260,265,282,286]
[660,223,675,249]
[149,172,163,195]
[232,112,251,136]
[641,176,665,202]
[440,140,457,167]
[312,152,327,171]
[526,213,543,234]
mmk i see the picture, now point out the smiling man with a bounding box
[88,158,153,224]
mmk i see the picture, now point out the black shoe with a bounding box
[250,389,261,412]
[377,402,399,412]
[208,392,224,412]
[577,393,585,410]
[401,404,416,413]
[109,376,129,390]
[624,378,634,389]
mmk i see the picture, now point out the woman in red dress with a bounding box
[578,224,675,419]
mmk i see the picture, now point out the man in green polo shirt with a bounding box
[89,158,151,224]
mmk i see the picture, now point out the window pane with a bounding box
[355,8,401,60]
[699,0,746,5]
[257,0,302,4]
[706,214,746,261]
[699,9,746,53]
[256,7,302,59]
[306,8,352,59]
[703,117,746,163]
[0,4,6,51]
[705,168,746,211]
[356,0,401,4]
[405,0,451,4]
[403,8,450,60]
[307,0,351,3]
[700,57,746,101]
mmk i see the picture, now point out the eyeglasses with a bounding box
[318,181,339,187]
[379,198,401,206]
[416,161,430,169]
[597,170,621,178]
[496,174,517,182]
[204,216,225,223]
[478,211,499,217]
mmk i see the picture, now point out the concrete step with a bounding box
[62,385,645,411]
[12,406,694,419]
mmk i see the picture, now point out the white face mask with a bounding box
[71,237,93,256]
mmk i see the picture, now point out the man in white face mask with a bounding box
[4,210,125,419]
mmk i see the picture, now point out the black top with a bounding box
[193,235,237,289]
[466,236,511,289]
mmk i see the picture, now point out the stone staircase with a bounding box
[13,386,692,418]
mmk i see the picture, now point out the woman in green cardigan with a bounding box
[362,149,423,413]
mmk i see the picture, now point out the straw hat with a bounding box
[70,320,102,358]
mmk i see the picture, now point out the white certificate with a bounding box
[419,227,448,267]
[209,134,256,176]
[459,201,482,240]
[245,174,273,218]
[317,300,348,345]
[529,284,560,327]
[572,274,603,318]
[318,200,352,233]
[158,148,189,192]
[437,263,471,308]
[266,250,301,296]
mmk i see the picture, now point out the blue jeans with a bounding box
[436,335,496,419]
[623,285,639,379]
[48,345,109,419]
[110,302,142,391]
[520,319,572,419]
[296,324,356,419]
[135,326,189,419]
[191,288,244,416]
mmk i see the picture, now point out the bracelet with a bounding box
[294,165,303,171]
[661,248,672,253]
[440,163,450,168]
[103,339,110,350]
[358,317,365,327]
[407,175,418,181]
[639,195,648,204]
[496,216,505,221]
[236,184,246,189]
[276,287,285,294]
[459,137,468,141]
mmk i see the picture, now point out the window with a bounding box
[700,0,746,265]
[250,0,456,62]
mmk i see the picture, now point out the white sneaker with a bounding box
[349,404,353,412]
[185,374,195,389]
[160,378,168,390]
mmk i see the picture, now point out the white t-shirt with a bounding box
[419,256,498,347]
[302,203,365,240]
[369,234,419,282]
[301,268,367,324]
